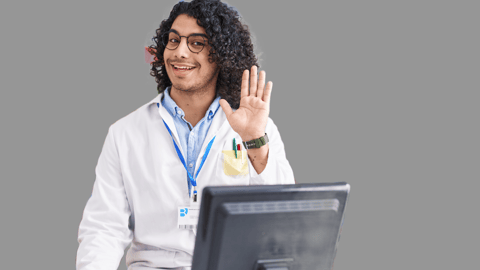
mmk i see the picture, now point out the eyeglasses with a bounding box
[161,30,208,53]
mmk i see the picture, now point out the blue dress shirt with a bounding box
[161,87,221,196]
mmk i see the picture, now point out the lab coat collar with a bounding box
[148,93,162,105]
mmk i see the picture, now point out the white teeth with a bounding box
[173,65,194,70]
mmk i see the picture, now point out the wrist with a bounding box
[242,133,269,150]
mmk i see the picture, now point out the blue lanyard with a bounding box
[159,104,215,201]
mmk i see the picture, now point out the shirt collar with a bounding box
[162,87,182,117]
[158,87,221,120]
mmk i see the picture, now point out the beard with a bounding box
[168,66,220,97]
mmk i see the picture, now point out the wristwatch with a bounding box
[242,133,269,149]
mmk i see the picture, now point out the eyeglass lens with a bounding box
[162,32,205,53]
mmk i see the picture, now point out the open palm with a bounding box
[219,66,272,141]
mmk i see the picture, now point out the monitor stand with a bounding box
[255,258,294,270]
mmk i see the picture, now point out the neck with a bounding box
[169,86,216,127]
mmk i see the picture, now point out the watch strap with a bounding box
[242,133,269,149]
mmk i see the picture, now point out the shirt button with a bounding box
[189,163,193,168]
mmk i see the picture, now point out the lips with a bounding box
[170,63,196,77]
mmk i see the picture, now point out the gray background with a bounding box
[1,0,478,269]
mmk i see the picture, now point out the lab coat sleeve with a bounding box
[76,125,133,270]
[248,118,295,185]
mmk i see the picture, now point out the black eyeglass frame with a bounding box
[161,30,209,53]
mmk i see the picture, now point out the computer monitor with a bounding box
[191,182,350,270]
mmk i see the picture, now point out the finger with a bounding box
[219,99,234,119]
[257,70,266,99]
[263,81,273,104]
[249,65,258,96]
[241,69,249,99]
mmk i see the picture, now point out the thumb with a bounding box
[219,99,234,119]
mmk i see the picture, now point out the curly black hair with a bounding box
[148,0,258,109]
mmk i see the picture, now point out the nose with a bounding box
[174,37,190,58]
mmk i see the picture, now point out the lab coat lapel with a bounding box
[207,107,229,142]
[194,106,230,175]
[156,93,186,157]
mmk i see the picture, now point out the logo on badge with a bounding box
[180,208,189,217]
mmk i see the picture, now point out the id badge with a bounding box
[178,203,200,230]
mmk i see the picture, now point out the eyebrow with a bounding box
[169,29,208,38]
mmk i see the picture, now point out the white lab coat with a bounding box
[76,93,295,270]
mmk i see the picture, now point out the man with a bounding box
[76,0,295,269]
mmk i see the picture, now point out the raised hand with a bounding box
[219,66,272,141]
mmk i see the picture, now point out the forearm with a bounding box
[245,119,295,185]
[247,144,269,174]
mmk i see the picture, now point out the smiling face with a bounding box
[163,14,219,95]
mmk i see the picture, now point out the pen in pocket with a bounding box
[237,144,243,164]
[233,138,237,158]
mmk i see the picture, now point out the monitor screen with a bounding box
[191,182,350,270]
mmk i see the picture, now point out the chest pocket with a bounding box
[215,136,249,184]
